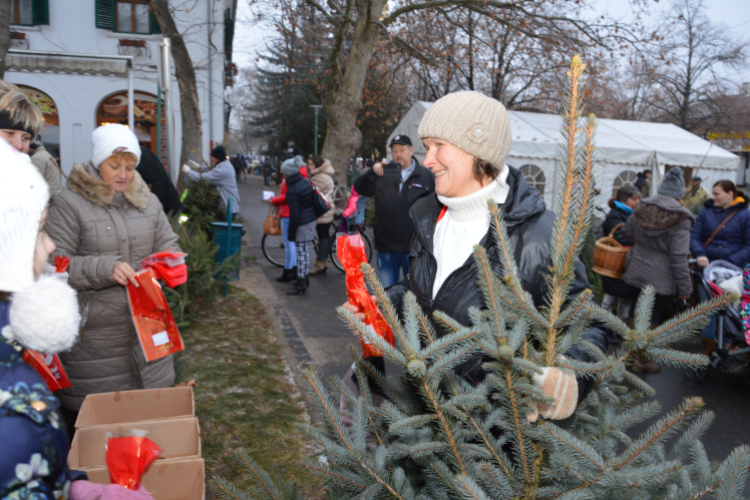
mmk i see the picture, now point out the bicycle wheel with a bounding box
[333,185,349,208]
[261,233,286,268]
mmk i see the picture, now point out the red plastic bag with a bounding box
[22,350,72,392]
[53,255,69,273]
[127,269,184,362]
[337,233,394,358]
[141,249,188,288]
[106,436,162,489]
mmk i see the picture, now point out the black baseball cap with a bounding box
[693,176,703,182]
[389,135,412,147]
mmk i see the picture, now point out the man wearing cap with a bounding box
[354,135,435,288]
[182,145,241,214]
[683,176,710,215]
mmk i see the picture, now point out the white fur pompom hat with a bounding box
[0,139,48,293]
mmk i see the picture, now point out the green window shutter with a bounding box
[95,0,115,30]
[149,8,161,34]
[31,0,49,25]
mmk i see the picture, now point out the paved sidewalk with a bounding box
[237,175,357,385]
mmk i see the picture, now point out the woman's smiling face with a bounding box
[422,137,484,198]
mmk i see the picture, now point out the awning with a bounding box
[6,50,131,77]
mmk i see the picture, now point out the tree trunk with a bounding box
[0,2,11,78]
[321,0,385,184]
[150,0,203,189]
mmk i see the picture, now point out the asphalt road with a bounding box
[237,173,750,493]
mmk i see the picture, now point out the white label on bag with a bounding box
[152,331,170,346]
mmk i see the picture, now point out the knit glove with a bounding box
[70,481,154,500]
[526,366,578,423]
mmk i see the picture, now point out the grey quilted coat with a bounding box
[45,162,179,411]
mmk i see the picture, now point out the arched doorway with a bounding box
[97,91,161,155]
[18,85,60,158]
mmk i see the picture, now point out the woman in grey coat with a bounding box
[621,167,694,373]
[45,124,180,412]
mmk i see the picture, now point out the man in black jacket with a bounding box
[354,135,435,288]
[137,147,182,216]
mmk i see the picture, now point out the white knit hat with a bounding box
[418,91,511,169]
[0,139,49,293]
[91,124,141,168]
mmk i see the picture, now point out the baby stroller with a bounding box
[684,260,750,381]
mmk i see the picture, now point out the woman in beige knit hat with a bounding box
[343,90,608,420]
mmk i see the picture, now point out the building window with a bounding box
[19,85,59,158]
[96,0,160,34]
[612,170,638,197]
[11,0,48,26]
[98,91,162,158]
[117,0,150,33]
[519,164,546,195]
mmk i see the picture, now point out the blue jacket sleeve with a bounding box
[728,211,750,268]
[690,210,707,257]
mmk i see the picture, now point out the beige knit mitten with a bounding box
[526,366,578,423]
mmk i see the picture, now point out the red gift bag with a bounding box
[127,269,184,362]
[337,233,394,358]
[22,349,72,392]
[107,436,162,489]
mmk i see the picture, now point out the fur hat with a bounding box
[0,140,49,293]
[91,124,141,168]
[418,91,511,169]
[281,155,305,177]
[658,167,686,199]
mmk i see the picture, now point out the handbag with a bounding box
[310,182,332,218]
[264,206,282,235]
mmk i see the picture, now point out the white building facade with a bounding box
[6,0,235,175]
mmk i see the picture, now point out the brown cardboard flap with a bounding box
[68,417,201,469]
[81,458,205,500]
[76,387,195,428]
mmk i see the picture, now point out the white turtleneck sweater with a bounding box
[432,168,510,299]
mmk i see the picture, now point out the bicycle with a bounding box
[261,212,373,271]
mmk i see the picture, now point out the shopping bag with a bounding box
[21,349,72,392]
[106,436,162,489]
[264,206,282,235]
[127,269,184,362]
[337,233,394,358]
[310,182,332,218]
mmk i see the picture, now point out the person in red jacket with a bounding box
[270,159,308,282]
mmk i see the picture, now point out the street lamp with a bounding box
[310,105,323,156]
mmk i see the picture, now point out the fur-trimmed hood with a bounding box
[309,159,335,178]
[67,161,150,210]
[635,194,694,233]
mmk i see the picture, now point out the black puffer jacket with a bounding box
[137,147,182,216]
[387,167,608,390]
[354,158,435,253]
[601,203,634,298]
[285,172,317,240]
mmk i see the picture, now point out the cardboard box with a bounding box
[68,417,201,469]
[80,458,205,500]
[76,387,195,428]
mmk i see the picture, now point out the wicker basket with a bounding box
[592,223,631,279]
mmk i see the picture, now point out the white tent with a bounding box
[387,102,740,208]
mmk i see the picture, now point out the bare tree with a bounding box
[0,1,11,78]
[269,0,641,182]
[150,0,203,188]
[644,0,749,132]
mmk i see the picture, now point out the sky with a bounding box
[231,0,750,81]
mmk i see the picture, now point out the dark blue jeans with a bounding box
[377,251,409,288]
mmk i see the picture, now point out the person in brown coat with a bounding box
[621,167,694,373]
[45,124,180,413]
[308,156,337,274]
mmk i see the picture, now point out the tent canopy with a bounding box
[389,103,738,172]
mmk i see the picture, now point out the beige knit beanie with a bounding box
[0,139,49,293]
[418,91,511,168]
